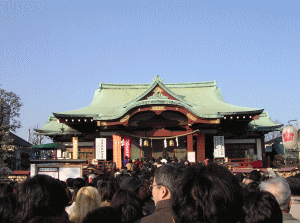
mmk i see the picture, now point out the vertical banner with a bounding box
[213,136,225,158]
[113,135,122,170]
[96,138,107,160]
[72,137,78,159]
[124,138,131,158]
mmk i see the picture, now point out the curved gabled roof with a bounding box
[248,112,283,132]
[36,116,81,135]
[54,76,263,120]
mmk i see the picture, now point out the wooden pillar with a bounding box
[187,128,193,153]
[196,133,205,162]
[261,136,267,167]
[72,137,78,159]
[112,135,122,170]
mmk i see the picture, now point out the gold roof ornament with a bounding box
[143,140,149,147]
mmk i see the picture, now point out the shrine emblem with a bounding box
[283,131,294,142]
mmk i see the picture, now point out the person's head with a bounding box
[97,181,115,202]
[243,191,282,223]
[111,189,142,208]
[171,163,243,223]
[82,206,120,223]
[235,173,245,184]
[260,177,291,212]
[0,182,13,198]
[117,199,144,223]
[69,186,102,223]
[152,164,182,205]
[125,156,128,160]
[15,175,69,223]
[0,194,16,223]
[246,181,260,193]
[249,170,261,182]
[137,181,152,202]
[111,189,144,222]
[286,176,300,196]
[73,177,86,190]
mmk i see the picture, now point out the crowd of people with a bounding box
[0,156,300,223]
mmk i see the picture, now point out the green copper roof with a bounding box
[32,142,65,150]
[248,112,283,132]
[35,116,81,135]
[54,76,263,120]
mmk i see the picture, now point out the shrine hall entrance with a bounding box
[140,138,187,159]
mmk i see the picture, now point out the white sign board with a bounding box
[96,138,107,160]
[33,165,82,181]
[213,136,225,158]
[188,152,196,163]
[59,166,81,182]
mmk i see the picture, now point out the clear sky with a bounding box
[1,0,300,143]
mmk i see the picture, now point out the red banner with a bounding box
[124,138,131,158]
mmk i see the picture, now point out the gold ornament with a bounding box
[143,140,149,147]
[169,140,174,147]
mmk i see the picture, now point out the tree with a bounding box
[28,123,46,145]
[0,87,22,163]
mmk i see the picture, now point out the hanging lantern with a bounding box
[139,138,142,147]
[282,125,298,149]
[164,138,167,148]
[169,139,174,147]
[121,139,124,147]
[151,139,153,147]
[176,137,179,146]
[143,140,149,147]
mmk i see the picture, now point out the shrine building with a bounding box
[36,76,282,169]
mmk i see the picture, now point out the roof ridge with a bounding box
[98,80,217,89]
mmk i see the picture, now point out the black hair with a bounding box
[286,176,300,196]
[28,216,72,223]
[243,191,282,223]
[137,181,152,202]
[15,175,69,223]
[111,189,145,222]
[0,182,13,198]
[82,206,121,223]
[66,178,74,188]
[0,194,16,223]
[73,178,86,190]
[249,170,261,182]
[58,180,67,189]
[235,173,245,184]
[97,181,115,202]
[294,173,300,179]
[111,189,143,208]
[118,199,144,223]
[171,163,243,223]
[246,181,260,193]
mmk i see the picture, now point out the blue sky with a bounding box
[1,0,300,142]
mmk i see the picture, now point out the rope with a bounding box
[121,129,200,140]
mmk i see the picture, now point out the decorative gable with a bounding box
[141,85,179,101]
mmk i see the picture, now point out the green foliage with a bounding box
[0,88,22,163]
